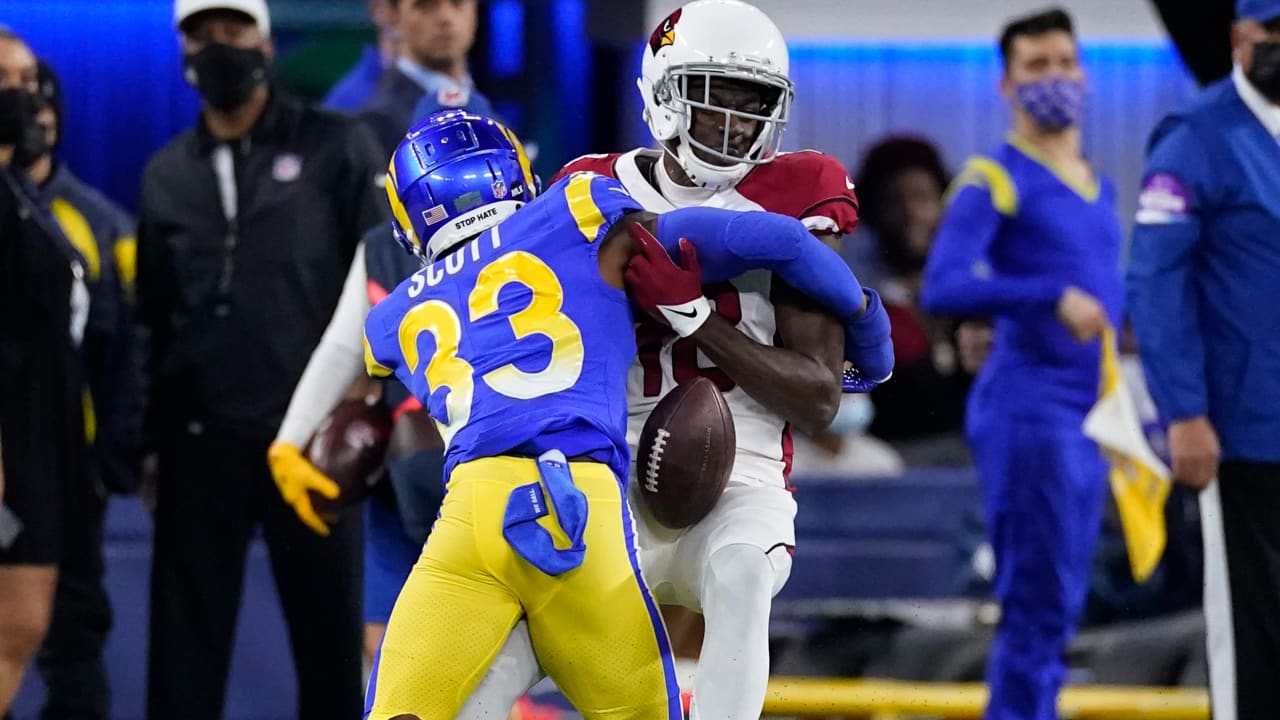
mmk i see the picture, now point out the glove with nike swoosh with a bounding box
[624,222,711,337]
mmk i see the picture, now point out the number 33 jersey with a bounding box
[552,149,860,488]
[363,173,644,483]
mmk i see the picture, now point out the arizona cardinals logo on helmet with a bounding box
[648,8,682,54]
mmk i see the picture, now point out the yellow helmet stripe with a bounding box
[386,160,418,252]
[495,121,536,194]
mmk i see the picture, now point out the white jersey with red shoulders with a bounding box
[552,148,859,488]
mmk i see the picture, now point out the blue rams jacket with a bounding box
[1127,73,1280,461]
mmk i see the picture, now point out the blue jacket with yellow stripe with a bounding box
[922,135,1125,419]
[37,163,142,492]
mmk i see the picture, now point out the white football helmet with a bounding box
[638,0,794,189]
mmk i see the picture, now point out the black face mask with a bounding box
[1247,41,1280,103]
[183,43,268,112]
[879,230,930,276]
[0,87,50,168]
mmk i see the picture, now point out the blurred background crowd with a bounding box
[0,0,1270,718]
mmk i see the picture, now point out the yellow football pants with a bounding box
[364,455,681,720]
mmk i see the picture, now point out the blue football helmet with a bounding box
[386,110,538,263]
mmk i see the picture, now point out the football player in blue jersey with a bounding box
[360,109,889,720]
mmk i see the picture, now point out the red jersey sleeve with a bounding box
[549,153,623,185]
[737,150,860,236]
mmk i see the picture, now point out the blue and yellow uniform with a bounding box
[922,135,1123,720]
[361,172,679,720]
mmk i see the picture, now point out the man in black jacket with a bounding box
[136,2,387,718]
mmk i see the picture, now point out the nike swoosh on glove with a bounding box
[623,222,712,337]
[267,442,340,536]
[843,288,895,393]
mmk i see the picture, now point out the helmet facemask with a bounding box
[655,61,793,189]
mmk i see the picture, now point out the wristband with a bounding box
[655,296,712,337]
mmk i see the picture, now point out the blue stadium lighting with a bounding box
[488,0,524,79]
[788,40,1178,64]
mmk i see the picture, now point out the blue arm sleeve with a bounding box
[920,162,1066,317]
[656,206,864,318]
[1126,122,1209,422]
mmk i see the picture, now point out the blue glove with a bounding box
[843,288,894,393]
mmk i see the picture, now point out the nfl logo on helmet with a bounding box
[493,180,507,199]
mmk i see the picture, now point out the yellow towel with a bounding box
[1082,326,1172,582]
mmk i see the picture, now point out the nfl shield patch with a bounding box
[272,154,302,183]
[493,180,507,199]
[438,86,471,107]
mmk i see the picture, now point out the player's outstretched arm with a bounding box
[656,207,866,316]
[599,209,894,398]
[599,207,863,316]
[920,159,1063,318]
[607,213,844,433]
[654,207,894,389]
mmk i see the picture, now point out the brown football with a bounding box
[305,397,393,517]
[635,376,735,529]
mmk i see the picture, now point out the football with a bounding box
[387,406,443,461]
[305,397,393,517]
[635,376,735,529]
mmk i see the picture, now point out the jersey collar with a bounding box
[614,150,676,212]
[395,57,473,98]
[1233,63,1280,138]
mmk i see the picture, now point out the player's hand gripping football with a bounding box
[267,442,339,536]
[624,222,711,337]
[842,288,895,393]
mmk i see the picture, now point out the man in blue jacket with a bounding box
[322,0,400,113]
[357,0,492,156]
[1127,0,1280,715]
[922,9,1122,720]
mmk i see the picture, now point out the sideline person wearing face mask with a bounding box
[1128,0,1280,715]
[0,28,92,717]
[919,8,1125,720]
[134,2,388,718]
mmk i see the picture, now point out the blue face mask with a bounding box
[827,395,876,436]
[1014,76,1086,131]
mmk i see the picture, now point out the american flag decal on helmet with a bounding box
[422,204,448,226]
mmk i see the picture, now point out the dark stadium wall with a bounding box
[1148,0,1235,86]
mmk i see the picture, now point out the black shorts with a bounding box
[0,466,61,565]
[0,390,88,567]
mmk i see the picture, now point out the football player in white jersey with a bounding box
[460,2,890,719]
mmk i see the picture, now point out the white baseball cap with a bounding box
[174,0,271,36]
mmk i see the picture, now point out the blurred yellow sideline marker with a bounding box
[762,677,1207,719]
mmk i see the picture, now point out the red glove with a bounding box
[623,222,711,337]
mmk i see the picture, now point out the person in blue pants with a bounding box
[920,8,1123,719]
